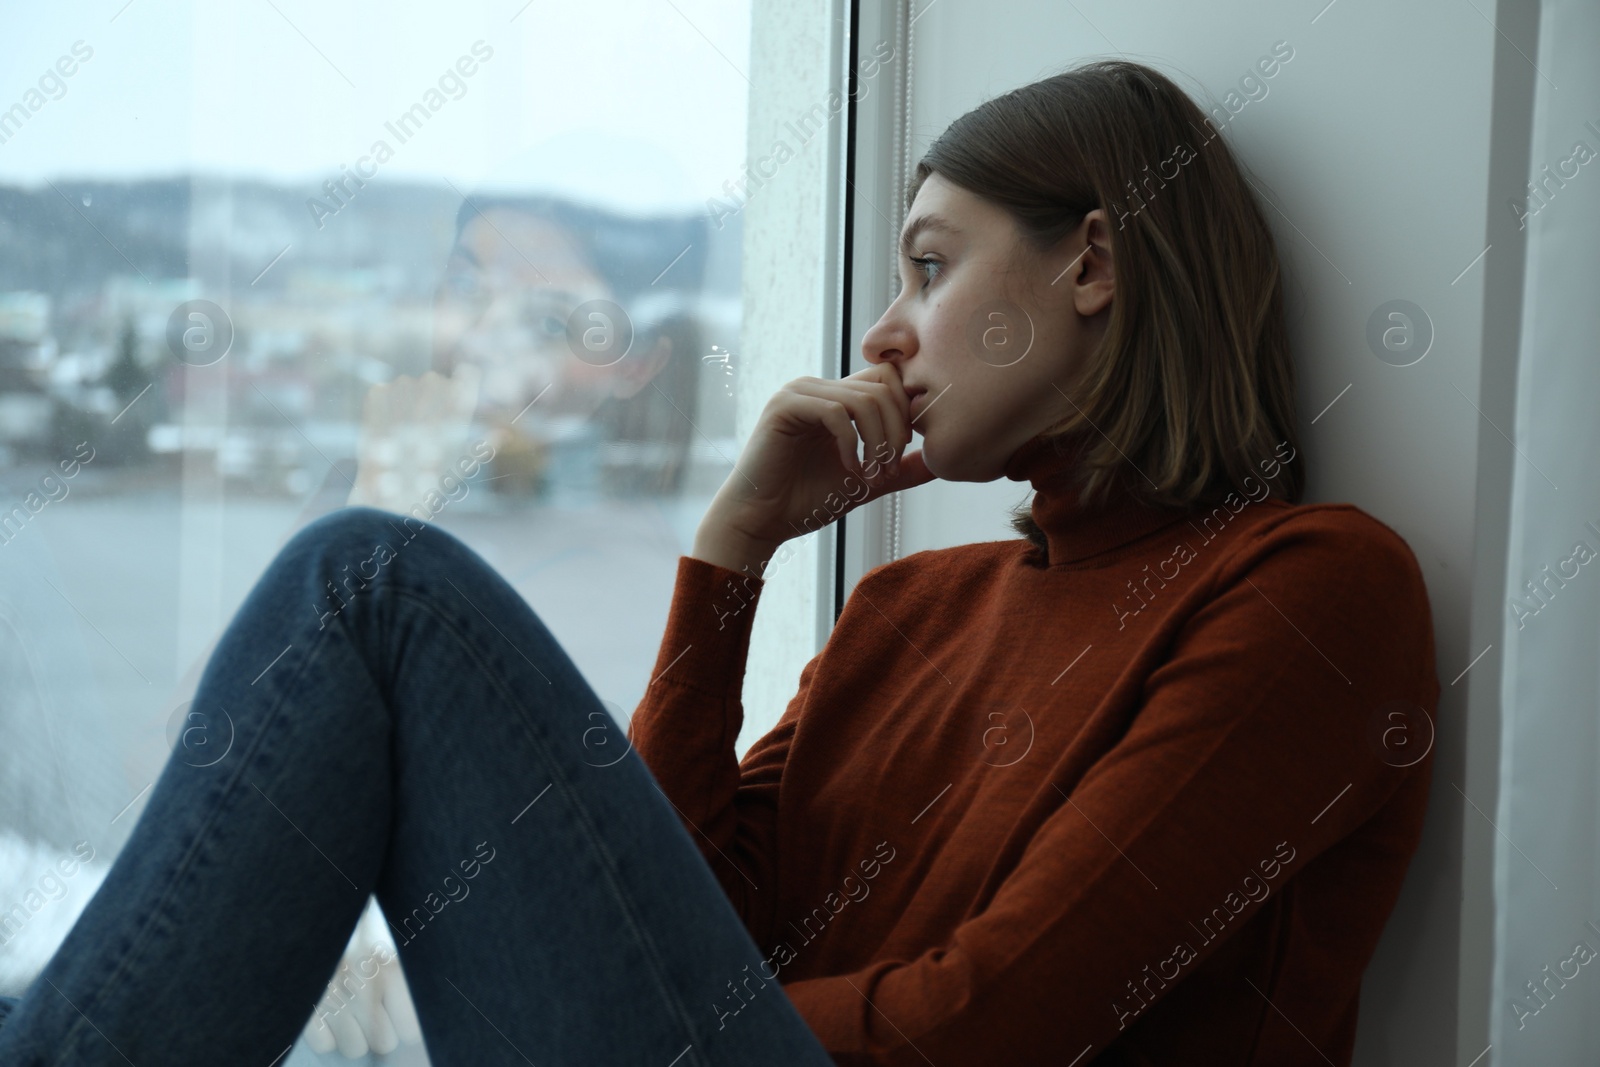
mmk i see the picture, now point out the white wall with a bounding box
[841,0,1554,1061]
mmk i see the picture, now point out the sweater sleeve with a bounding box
[627,554,820,935]
[778,514,1441,1066]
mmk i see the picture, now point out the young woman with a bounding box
[0,58,1437,1065]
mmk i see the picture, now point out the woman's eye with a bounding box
[909,256,941,288]
[443,270,485,302]
[531,313,567,339]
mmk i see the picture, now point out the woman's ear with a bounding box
[608,334,672,399]
[1070,209,1115,317]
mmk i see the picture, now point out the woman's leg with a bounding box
[0,507,833,1066]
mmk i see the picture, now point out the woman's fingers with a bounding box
[879,447,933,492]
[851,361,912,436]
[781,390,863,474]
[847,378,909,475]
[451,361,482,418]
[831,366,914,476]
[790,376,909,480]
[387,374,416,428]
[855,365,913,447]
[350,365,485,510]
[841,447,934,506]
[703,366,930,554]
[797,380,883,474]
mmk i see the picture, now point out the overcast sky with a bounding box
[0,0,751,214]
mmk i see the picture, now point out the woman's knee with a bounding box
[285,507,476,596]
[270,508,505,658]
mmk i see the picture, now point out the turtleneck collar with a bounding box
[1002,431,1193,567]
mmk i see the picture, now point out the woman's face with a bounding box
[431,208,635,423]
[862,172,1114,481]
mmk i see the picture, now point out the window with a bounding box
[0,2,837,1060]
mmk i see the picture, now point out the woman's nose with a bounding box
[862,312,912,368]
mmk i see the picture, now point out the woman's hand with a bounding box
[348,365,481,512]
[693,362,934,574]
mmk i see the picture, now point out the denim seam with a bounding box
[43,617,343,1067]
[388,584,722,1067]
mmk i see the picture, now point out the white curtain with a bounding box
[1494,0,1600,1059]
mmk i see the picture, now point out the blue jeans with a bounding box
[0,508,834,1066]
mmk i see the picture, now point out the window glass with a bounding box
[0,3,754,1059]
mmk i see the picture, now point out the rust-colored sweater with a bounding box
[627,432,1440,1066]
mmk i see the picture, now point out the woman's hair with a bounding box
[447,194,707,494]
[908,59,1304,549]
